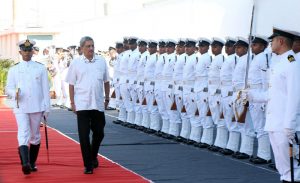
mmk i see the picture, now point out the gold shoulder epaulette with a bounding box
[288,55,295,62]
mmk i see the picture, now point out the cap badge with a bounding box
[24,40,31,47]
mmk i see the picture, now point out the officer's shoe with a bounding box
[176,136,185,142]
[233,152,250,159]
[268,163,276,170]
[92,159,99,168]
[186,140,196,145]
[30,164,38,172]
[84,167,93,174]
[249,157,271,164]
[113,120,122,124]
[197,143,210,148]
[208,145,221,152]
[155,131,163,137]
[146,129,156,134]
[219,148,234,155]
[282,180,300,183]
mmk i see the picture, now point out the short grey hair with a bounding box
[79,36,94,47]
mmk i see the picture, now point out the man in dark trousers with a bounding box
[65,36,110,174]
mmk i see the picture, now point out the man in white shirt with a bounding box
[65,36,110,174]
[6,39,50,175]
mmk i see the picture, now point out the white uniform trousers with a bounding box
[249,101,271,160]
[154,86,167,132]
[222,95,241,151]
[199,91,214,145]
[234,97,255,155]
[165,85,181,136]
[119,83,130,122]
[269,131,300,182]
[135,83,144,126]
[15,112,43,146]
[127,82,138,123]
[145,81,160,131]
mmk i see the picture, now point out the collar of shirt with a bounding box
[82,54,96,63]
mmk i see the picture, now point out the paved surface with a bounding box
[47,107,279,183]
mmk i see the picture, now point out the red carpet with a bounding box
[0,96,150,183]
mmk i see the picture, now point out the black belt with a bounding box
[139,82,144,86]
[150,81,155,86]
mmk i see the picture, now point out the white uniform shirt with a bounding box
[154,53,167,89]
[182,53,197,82]
[113,52,123,82]
[65,55,109,112]
[173,53,187,82]
[127,48,140,83]
[119,50,130,84]
[6,60,50,113]
[194,52,212,92]
[248,52,270,90]
[144,53,158,81]
[220,54,237,83]
[162,52,176,79]
[296,52,300,61]
[208,54,224,83]
[136,51,149,81]
[265,50,300,131]
[232,54,249,90]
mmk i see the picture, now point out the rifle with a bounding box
[234,1,255,123]
[181,105,186,113]
[141,98,147,105]
[206,107,212,116]
[170,97,177,110]
[195,108,199,116]
[111,90,116,98]
[153,99,157,106]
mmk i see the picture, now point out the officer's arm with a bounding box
[5,68,17,98]
[283,61,300,130]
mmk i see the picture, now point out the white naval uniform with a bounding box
[161,52,177,134]
[136,51,149,127]
[154,53,168,131]
[181,53,197,140]
[220,54,238,150]
[114,52,124,120]
[194,52,212,144]
[119,50,131,122]
[207,53,225,147]
[247,51,271,161]
[262,50,300,182]
[6,60,50,146]
[232,54,255,155]
[171,53,186,137]
[144,53,160,130]
[127,48,140,124]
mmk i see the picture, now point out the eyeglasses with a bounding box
[21,47,33,52]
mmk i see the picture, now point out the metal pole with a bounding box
[290,143,295,182]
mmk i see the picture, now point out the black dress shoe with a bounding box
[249,157,271,164]
[186,140,196,145]
[146,129,156,134]
[196,142,210,148]
[219,148,234,155]
[30,164,38,172]
[92,159,99,168]
[176,136,184,142]
[113,120,122,124]
[208,145,221,152]
[233,152,250,159]
[22,163,31,175]
[268,163,276,170]
[84,167,93,174]
[155,131,163,136]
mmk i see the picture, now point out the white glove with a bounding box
[43,112,49,119]
[285,128,296,143]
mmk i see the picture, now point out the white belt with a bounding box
[183,80,195,85]
[248,83,262,89]
[174,80,183,85]
[221,80,232,86]
[208,80,220,85]
[162,76,172,80]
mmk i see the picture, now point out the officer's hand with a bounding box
[43,112,49,119]
[285,128,296,144]
[71,103,77,114]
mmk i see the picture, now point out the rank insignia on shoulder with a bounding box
[288,55,295,62]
